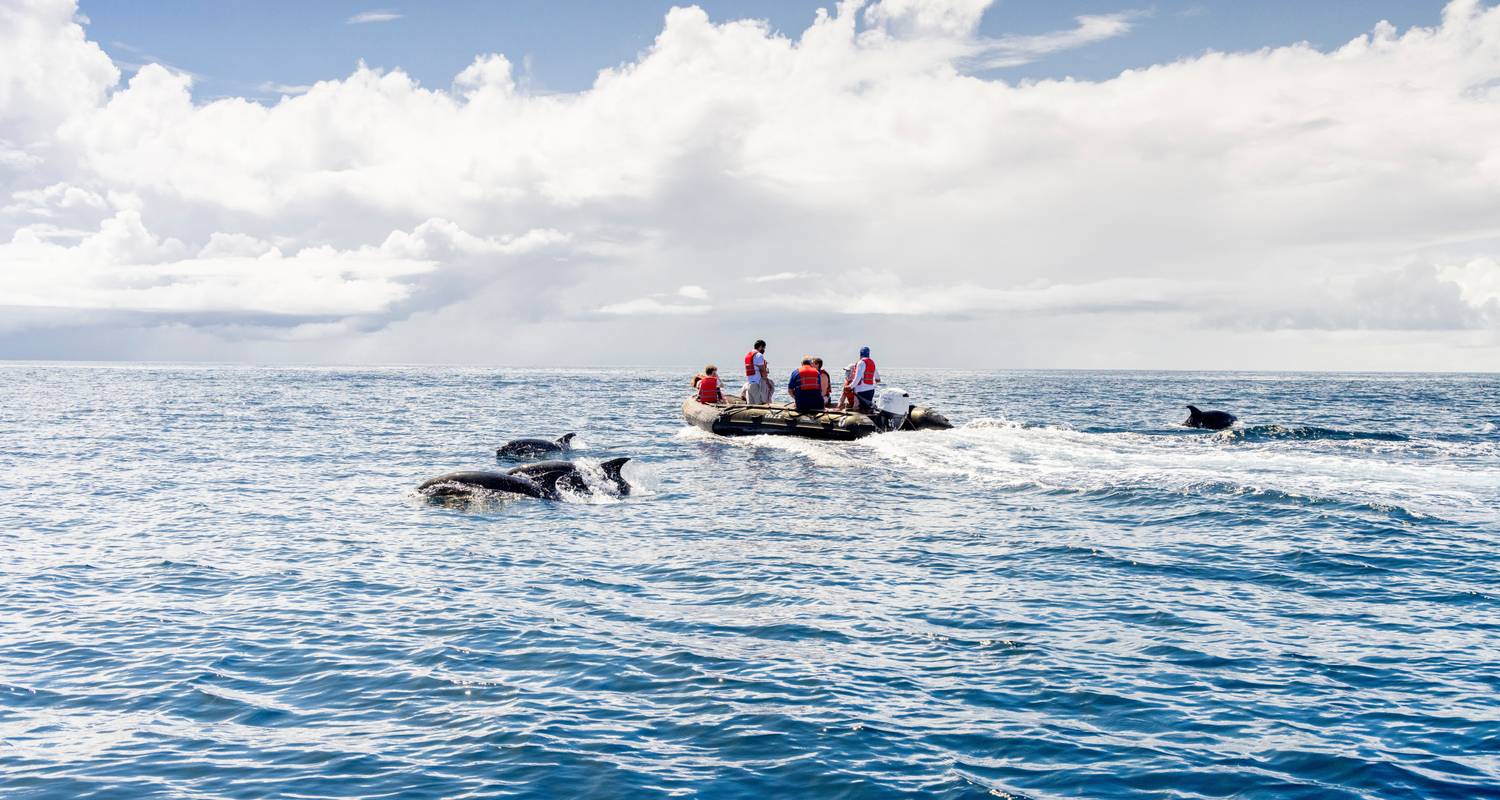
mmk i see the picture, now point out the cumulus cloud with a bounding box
[1,0,1499,368]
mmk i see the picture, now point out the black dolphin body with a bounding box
[1184,405,1237,430]
[417,470,556,500]
[496,433,576,460]
[508,457,632,497]
[417,457,632,502]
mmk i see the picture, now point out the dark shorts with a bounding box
[855,390,875,411]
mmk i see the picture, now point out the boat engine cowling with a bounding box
[874,387,952,431]
[873,388,914,431]
[875,387,913,418]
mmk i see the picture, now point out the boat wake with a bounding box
[687,418,1495,524]
[1216,424,1410,443]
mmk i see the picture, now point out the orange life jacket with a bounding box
[696,375,721,403]
[797,364,821,392]
[744,350,758,377]
[854,357,878,389]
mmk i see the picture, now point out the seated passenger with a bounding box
[693,365,725,404]
[786,356,824,412]
[812,357,832,409]
[837,362,857,410]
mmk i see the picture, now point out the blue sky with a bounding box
[80,1,1446,99]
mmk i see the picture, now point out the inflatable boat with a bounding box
[682,387,952,441]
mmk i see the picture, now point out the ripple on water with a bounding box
[0,365,1498,799]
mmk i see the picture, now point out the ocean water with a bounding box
[2,363,1498,800]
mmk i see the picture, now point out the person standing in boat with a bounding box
[743,339,771,405]
[849,346,880,412]
[692,365,724,404]
[787,356,825,412]
[812,357,832,408]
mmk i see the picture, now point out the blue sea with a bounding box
[2,363,1498,799]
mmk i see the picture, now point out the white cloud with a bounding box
[747,272,820,283]
[1,0,1499,368]
[256,81,314,96]
[1438,258,1500,308]
[0,209,434,315]
[864,0,990,39]
[4,181,106,215]
[599,297,713,316]
[973,13,1137,69]
[346,10,402,25]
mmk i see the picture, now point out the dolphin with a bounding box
[417,457,633,502]
[1184,405,1237,430]
[496,433,576,460]
[508,457,632,497]
[417,470,556,500]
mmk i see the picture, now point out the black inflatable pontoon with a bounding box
[682,396,951,441]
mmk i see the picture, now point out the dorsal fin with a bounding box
[600,457,629,481]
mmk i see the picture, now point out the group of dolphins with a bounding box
[416,403,1236,504]
[417,433,633,502]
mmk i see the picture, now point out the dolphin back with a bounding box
[1183,405,1236,430]
[497,437,563,459]
[418,470,551,499]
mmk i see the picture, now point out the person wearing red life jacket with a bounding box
[837,362,857,410]
[786,356,825,412]
[692,365,724,404]
[742,339,770,404]
[849,346,880,412]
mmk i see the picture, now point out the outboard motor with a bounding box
[873,387,914,431]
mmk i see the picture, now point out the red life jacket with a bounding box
[854,357,878,388]
[745,350,759,377]
[696,375,721,403]
[797,364,821,392]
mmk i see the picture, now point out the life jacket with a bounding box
[797,364,821,392]
[818,369,831,402]
[696,375,721,403]
[744,350,758,377]
[854,357,878,389]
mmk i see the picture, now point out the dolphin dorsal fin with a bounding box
[601,457,630,480]
[557,432,577,447]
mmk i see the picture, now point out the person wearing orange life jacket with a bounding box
[742,339,771,404]
[849,346,880,412]
[786,356,825,412]
[692,364,725,404]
